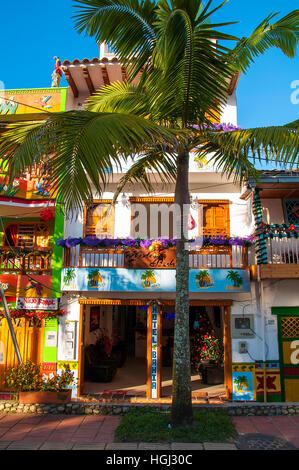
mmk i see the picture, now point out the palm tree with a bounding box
[0,1,298,425]
[226,270,243,288]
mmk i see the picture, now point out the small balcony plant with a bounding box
[5,360,74,404]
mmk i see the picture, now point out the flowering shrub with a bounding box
[95,328,120,358]
[190,334,224,373]
[0,309,66,321]
[5,361,74,392]
[56,235,253,249]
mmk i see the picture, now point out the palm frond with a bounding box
[112,147,177,203]
[73,0,157,79]
[194,121,299,183]
[228,10,299,73]
[0,111,179,211]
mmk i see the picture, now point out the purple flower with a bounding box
[82,236,102,247]
[56,238,66,247]
[140,239,153,248]
[65,237,82,248]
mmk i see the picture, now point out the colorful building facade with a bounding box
[0,87,67,390]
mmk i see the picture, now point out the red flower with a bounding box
[289,224,295,231]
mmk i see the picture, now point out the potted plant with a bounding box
[5,361,74,404]
[198,335,224,385]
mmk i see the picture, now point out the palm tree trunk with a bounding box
[171,148,193,426]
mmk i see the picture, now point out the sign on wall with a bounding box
[16,297,59,310]
[151,304,158,399]
[124,247,176,269]
[0,88,67,116]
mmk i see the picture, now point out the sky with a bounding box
[0,0,298,131]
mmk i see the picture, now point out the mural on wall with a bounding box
[141,270,160,289]
[195,270,214,289]
[226,270,244,290]
[255,362,282,402]
[61,268,250,293]
[0,274,52,298]
[232,364,256,401]
[0,88,65,116]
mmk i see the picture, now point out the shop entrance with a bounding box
[161,305,226,398]
[81,303,148,396]
[78,300,231,399]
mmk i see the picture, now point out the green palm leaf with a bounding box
[0,111,179,211]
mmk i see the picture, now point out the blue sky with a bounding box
[0,0,298,131]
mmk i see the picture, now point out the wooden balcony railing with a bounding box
[0,247,53,273]
[63,245,248,269]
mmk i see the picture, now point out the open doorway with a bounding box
[82,304,148,396]
[161,305,226,398]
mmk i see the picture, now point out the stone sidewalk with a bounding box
[0,413,298,450]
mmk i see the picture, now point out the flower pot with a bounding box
[19,390,72,404]
[202,366,224,385]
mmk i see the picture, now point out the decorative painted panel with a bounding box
[232,363,255,401]
[61,267,251,293]
[255,361,282,402]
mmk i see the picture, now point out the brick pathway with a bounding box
[0,413,120,445]
[232,415,299,449]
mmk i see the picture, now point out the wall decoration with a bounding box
[0,274,52,298]
[87,270,105,289]
[0,88,66,116]
[232,371,255,400]
[255,362,282,402]
[124,246,176,269]
[151,304,158,398]
[89,306,101,332]
[61,267,250,293]
[41,362,57,381]
[226,270,244,290]
[195,270,214,289]
[141,270,160,289]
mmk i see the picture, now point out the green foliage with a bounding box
[5,361,74,392]
[115,407,237,442]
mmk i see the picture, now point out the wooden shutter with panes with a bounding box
[85,201,114,238]
[4,223,50,249]
[199,201,230,237]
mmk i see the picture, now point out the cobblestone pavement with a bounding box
[232,415,299,449]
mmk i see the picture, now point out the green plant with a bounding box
[5,361,74,392]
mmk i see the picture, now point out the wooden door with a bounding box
[0,317,44,390]
[278,315,299,402]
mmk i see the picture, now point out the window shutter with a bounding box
[200,202,230,237]
[86,203,114,238]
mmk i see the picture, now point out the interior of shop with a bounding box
[82,303,225,398]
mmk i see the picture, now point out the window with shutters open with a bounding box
[199,201,230,237]
[84,201,115,238]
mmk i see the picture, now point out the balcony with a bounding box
[252,233,299,279]
[62,245,248,269]
[0,247,53,273]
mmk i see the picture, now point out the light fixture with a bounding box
[190,195,199,210]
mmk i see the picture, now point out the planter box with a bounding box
[19,390,72,404]
[202,366,224,385]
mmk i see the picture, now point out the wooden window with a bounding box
[84,201,115,238]
[130,197,175,239]
[199,201,230,237]
[3,222,50,249]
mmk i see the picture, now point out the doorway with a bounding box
[81,303,148,396]
[160,305,226,398]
